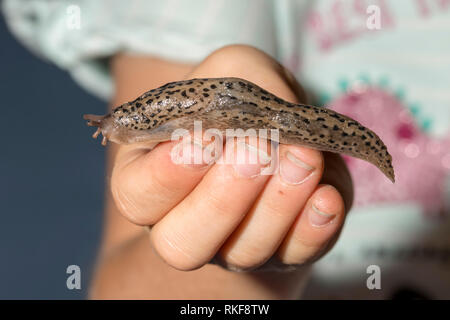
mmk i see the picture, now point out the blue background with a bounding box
[0,16,105,299]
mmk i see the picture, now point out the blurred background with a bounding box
[0,16,104,299]
[1,0,449,300]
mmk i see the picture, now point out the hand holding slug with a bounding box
[89,47,357,282]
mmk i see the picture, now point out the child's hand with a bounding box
[109,45,353,272]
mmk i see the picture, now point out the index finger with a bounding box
[111,138,216,225]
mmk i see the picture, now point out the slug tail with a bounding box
[378,152,396,183]
[363,135,396,183]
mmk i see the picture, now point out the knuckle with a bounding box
[110,167,154,225]
[208,44,261,60]
[204,44,269,72]
[221,246,270,271]
[110,179,148,225]
[292,233,324,251]
[145,165,178,198]
[150,227,205,271]
[260,202,293,220]
[110,158,179,226]
[279,241,321,265]
[202,185,237,219]
[223,257,266,272]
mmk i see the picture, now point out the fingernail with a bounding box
[232,141,271,178]
[309,204,336,227]
[280,151,315,185]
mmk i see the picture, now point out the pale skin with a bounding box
[89,45,353,299]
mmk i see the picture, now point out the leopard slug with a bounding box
[84,77,395,182]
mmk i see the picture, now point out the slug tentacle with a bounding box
[83,114,111,145]
[92,127,101,139]
[83,77,395,182]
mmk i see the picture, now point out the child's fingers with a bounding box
[110,139,215,226]
[277,184,346,265]
[149,139,273,271]
[217,145,324,270]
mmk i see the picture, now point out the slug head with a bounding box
[84,113,134,145]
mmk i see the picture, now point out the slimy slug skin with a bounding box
[84,77,395,182]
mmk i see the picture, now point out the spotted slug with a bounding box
[84,77,395,182]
